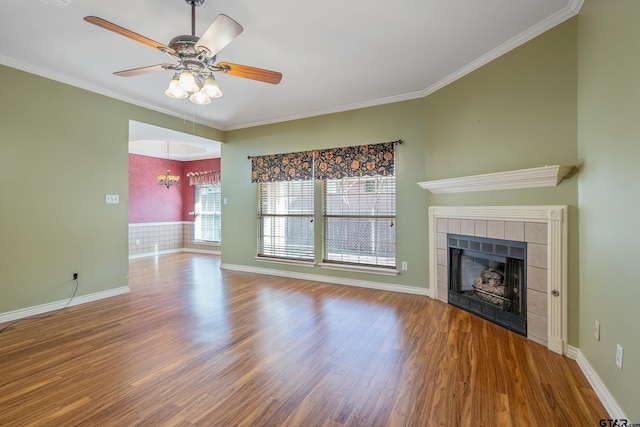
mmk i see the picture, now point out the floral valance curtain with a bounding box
[250,141,399,183]
[314,141,395,180]
[187,170,220,186]
[251,151,314,183]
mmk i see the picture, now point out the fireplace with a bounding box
[448,234,527,336]
[428,206,569,354]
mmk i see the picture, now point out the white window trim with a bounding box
[318,262,399,276]
[194,183,222,243]
[192,240,220,246]
[254,256,316,268]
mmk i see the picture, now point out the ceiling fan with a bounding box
[84,0,282,105]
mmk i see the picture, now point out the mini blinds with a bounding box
[324,175,396,268]
[258,180,314,261]
[194,184,221,242]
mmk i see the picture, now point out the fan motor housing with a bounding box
[169,35,199,57]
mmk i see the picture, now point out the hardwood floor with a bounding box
[0,253,607,426]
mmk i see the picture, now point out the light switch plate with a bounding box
[106,194,119,204]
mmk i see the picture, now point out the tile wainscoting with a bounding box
[128,222,221,258]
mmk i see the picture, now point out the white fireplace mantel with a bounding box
[418,165,574,194]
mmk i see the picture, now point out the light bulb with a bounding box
[189,89,211,105]
[165,77,188,99]
[178,71,199,93]
[201,77,223,99]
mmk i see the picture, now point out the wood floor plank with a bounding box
[0,253,608,426]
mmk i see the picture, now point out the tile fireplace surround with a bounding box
[428,206,568,355]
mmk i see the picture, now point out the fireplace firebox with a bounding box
[448,234,527,336]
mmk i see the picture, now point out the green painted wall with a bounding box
[222,19,579,319]
[423,19,580,346]
[223,99,429,288]
[0,64,223,313]
[577,0,640,420]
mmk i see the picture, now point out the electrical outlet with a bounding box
[616,344,623,369]
[401,261,408,271]
[594,320,600,341]
[73,272,78,280]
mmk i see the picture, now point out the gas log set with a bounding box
[448,234,527,336]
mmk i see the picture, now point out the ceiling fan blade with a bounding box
[114,64,173,77]
[195,14,243,57]
[216,62,282,85]
[84,16,175,55]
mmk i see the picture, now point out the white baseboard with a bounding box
[220,263,428,296]
[425,284,435,299]
[128,249,182,259]
[0,286,130,324]
[184,248,221,255]
[129,248,220,259]
[565,344,579,360]
[567,345,628,420]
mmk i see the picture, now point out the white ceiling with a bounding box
[128,120,221,160]
[0,0,580,133]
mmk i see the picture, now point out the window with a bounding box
[252,141,398,270]
[258,180,314,261]
[194,184,221,242]
[324,175,396,268]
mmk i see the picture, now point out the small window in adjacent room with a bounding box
[258,180,314,261]
[194,183,221,242]
[323,175,396,268]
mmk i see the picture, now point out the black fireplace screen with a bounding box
[448,234,527,336]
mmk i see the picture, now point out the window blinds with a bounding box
[257,180,315,261]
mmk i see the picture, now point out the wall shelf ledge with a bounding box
[417,165,574,194]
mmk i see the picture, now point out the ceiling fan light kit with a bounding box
[190,89,212,105]
[201,77,223,98]
[165,74,189,99]
[85,0,282,106]
[178,70,200,93]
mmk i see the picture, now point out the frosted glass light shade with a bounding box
[165,78,188,99]
[201,77,223,99]
[189,90,211,105]
[178,71,199,92]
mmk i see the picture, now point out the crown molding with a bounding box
[1,0,583,132]
[0,55,225,131]
[229,1,584,130]
[420,1,583,98]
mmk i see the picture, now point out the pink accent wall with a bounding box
[128,154,220,223]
